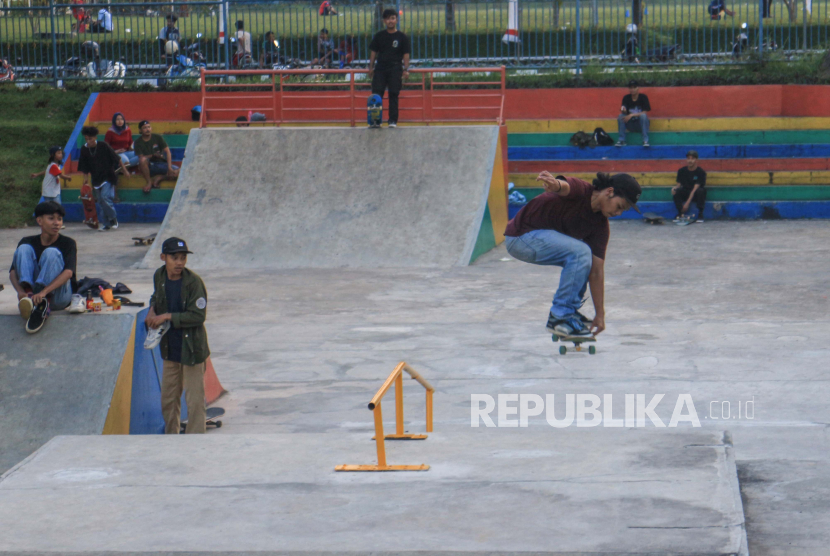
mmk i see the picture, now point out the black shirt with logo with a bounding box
[621,93,652,114]
[165,276,184,363]
[369,30,410,71]
[11,234,78,291]
[676,166,707,190]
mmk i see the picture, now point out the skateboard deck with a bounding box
[643,212,664,224]
[79,184,98,229]
[367,94,383,128]
[552,331,597,355]
[133,233,157,246]
[674,215,695,226]
[180,406,225,433]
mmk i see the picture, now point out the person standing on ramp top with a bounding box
[504,172,642,338]
[368,8,410,129]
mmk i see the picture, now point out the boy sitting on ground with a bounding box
[145,238,211,434]
[9,202,79,334]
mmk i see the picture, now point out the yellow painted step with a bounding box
[65,174,178,189]
[510,171,830,188]
[507,117,830,134]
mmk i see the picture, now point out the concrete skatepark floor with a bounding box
[1,221,828,554]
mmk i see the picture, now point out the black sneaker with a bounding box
[575,310,593,324]
[554,316,593,338]
[26,298,50,334]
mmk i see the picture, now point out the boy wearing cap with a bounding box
[672,150,707,222]
[145,238,210,434]
[616,81,651,148]
[134,121,179,194]
[504,172,641,338]
[9,202,78,334]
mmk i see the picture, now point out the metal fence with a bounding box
[1,0,829,83]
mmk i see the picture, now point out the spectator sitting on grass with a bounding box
[105,112,139,168]
[88,6,113,33]
[672,150,707,223]
[30,146,70,206]
[77,126,129,232]
[319,0,338,16]
[134,120,179,194]
[708,0,735,19]
[9,202,79,334]
[615,80,651,148]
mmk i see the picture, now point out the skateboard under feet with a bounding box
[552,332,597,355]
[180,406,225,433]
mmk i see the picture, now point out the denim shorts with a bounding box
[149,162,169,176]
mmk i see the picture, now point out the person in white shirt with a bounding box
[30,146,70,205]
[233,20,252,67]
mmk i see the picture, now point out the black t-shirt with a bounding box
[621,93,651,114]
[11,234,78,291]
[165,276,184,363]
[676,166,707,190]
[369,30,410,71]
[77,141,120,188]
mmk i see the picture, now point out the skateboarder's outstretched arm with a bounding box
[587,256,605,335]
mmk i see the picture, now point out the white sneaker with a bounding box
[111,221,119,230]
[144,321,171,350]
[67,293,86,314]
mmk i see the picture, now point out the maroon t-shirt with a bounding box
[504,176,610,259]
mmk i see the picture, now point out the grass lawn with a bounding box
[0,87,88,228]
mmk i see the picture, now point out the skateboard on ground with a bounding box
[79,184,99,229]
[133,233,157,246]
[367,94,383,128]
[643,212,665,225]
[552,331,597,355]
[674,215,696,226]
[180,406,225,433]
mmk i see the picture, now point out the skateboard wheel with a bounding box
[215,421,222,428]
[559,345,567,355]
[552,335,559,343]
[589,345,596,355]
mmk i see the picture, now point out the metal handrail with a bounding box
[199,66,505,127]
[336,361,434,472]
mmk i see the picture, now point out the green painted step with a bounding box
[62,189,174,203]
[516,186,830,203]
[509,130,830,147]
[76,134,190,148]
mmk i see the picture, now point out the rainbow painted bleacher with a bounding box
[59,87,830,222]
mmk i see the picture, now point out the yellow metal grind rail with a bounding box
[336,362,434,472]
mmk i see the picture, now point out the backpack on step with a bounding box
[569,131,597,148]
[593,127,615,146]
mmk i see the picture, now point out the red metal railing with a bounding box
[199,66,505,128]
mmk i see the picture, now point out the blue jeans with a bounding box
[505,230,592,319]
[94,181,118,227]
[617,112,649,144]
[12,244,73,310]
[119,151,139,167]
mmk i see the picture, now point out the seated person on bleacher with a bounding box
[615,80,651,148]
[105,112,139,168]
[134,120,179,194]
[672,150,707,223]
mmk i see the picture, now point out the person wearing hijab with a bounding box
[104,112,138,168]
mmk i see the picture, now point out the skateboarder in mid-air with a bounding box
[145,238,211,434]
[504,172,642,338]
[368,9,410,128]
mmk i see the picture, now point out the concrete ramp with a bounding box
[141,126,507,270]
[0,314,136,474]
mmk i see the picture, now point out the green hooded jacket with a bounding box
[149,266,210,366]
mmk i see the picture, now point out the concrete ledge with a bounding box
[0,429,746,555]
